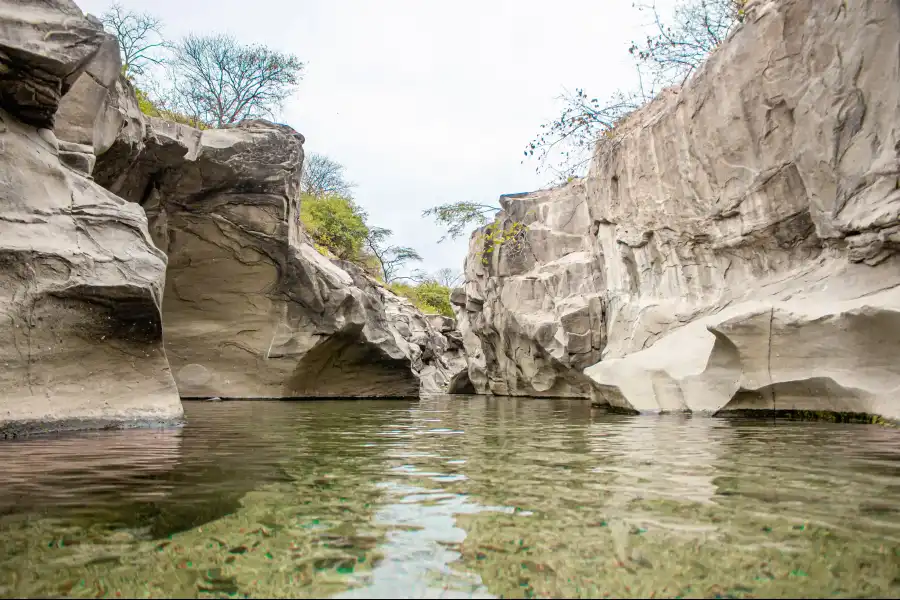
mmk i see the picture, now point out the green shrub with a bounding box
[300,193,369,261]
[389,280,453,317]
[133,85,208,129]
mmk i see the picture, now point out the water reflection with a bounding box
[0,397,898,598]
[0,428,183,516]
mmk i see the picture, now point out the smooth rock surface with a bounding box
[0,106,182,435]
[94,110,465,398]
[0,1,182,435]
[55,34,122,158]
[458,0,900,418]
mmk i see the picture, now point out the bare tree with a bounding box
[434,268,463,288]
[301,153,356,198]
[525,88,640,181]
[524,0,743,181]
[629,0,745,89]
[365,227,423,284]
[101,2,167,77]
[168,33,304,127]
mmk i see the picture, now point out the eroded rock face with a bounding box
[0,1,182,435]
[459,185,605,397]
[0,0,106,128]
[94,110,464,398]
[459,0,900,418]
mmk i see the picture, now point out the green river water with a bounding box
[0,396,898,598]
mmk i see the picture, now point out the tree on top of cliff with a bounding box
[167,33,304,127]
[434,268,463,288]
[629,0,746,89]
[525,0,744,181]
[300,194,369,261]
[302,153,357,199]
[421,201,500,242]
[101,2,167,77]
[365,227,424,284]
[525,88,641,182]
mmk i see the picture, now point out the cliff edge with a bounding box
[458,0,900,419]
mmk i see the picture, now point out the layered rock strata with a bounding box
[1,0,465,435]
[0,0,182,435]
[91,93,463,400]
[458,0,900,419]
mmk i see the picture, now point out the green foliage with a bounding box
[422,201,500,243]
[294,159,423,283]
[389,280,454,317]
[476,221,528,266]
[300,194,369,261]
[134,85,208,128]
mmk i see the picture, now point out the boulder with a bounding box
[54,34,123,158]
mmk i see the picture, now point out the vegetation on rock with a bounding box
[525,0,746,180]
[101,4,303,128]
[134,85,207,128]
[389,280,454,317]
[300,193,370,261]
[476,221,528,266]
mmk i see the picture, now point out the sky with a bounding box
[76,0,673,279]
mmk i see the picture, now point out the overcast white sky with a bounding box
[77,0,672,278]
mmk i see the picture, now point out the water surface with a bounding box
[1,397,899,598]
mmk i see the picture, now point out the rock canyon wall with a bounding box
[0,0,182,434]
[0,0,464,435]
[457,0,900,419]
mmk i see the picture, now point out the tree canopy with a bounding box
[301,153,357,198]
[167,33,304,127]
[100,2,166,76]
[421,201,500,243]
[101,4,304,128]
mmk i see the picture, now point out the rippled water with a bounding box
[1,397,899,599]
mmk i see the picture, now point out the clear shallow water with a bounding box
[1,397,899,599]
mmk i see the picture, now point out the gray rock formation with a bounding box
[458,0,900,419]
[92,98,464,399]
[0,0,182,436]
[457,185,605,397]
[0,0,465,435]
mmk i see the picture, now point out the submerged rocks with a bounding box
[458,0,900,419]
[0,2,182,435]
